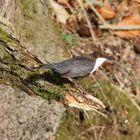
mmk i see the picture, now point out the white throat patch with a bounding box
[90,58,107,74]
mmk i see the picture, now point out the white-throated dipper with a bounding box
[38,51,111,79]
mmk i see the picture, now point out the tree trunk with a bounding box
[0,0,69,139]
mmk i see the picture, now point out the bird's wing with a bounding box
[49,57,84,75]
[62,64,93,78]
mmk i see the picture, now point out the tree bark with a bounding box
[0,0,69,139]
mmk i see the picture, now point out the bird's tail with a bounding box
[31,64,54,71]
[38,64,54,69]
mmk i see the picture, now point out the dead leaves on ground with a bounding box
[50,0,140,39]
[97,6,115,20]
[97,0,116,20]
[133,0,140,4]
[57,0,69,6]
[133,37,140,54]
[115,16,140,38]
[50,0,70,24]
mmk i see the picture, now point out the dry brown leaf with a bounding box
[97,0,115,19]
[104,0,112,8]
[132,0,140,8]
[50,0,70,24]
[77,22,91,37]
[97,6,115,19]
[115,16,140,38]
[57,0,73,12]
[69,0,78,8]
[133,0,140,4]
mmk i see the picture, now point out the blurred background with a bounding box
[0,0,140,140]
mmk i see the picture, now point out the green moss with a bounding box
[3,54,14,63]
[33,86,64,101]
[0,28,18,43]
[1,53,20,73]
[62,33,77,46]
[0,43,20,74]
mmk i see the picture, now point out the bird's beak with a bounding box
[107,56,114,60]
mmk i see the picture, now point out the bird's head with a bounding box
[88,51,114,74]
[89,51,113,61]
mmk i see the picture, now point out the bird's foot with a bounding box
[68,78,86,94]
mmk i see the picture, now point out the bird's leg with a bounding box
[68,78,86,94]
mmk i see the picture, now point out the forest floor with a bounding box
[52,0,140,140]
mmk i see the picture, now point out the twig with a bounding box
[84,110,90,118]
[77,0,96,42]
[91,74,112,107]
[91,108,108,119]
[113,73,125,105]
[89,4,108,25]
[99,127,105,140]
[100,24,140,30]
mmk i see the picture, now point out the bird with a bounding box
[38,51,111,79]
[35,51,112,94]
[34,51,111,110]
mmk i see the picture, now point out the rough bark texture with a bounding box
[0,0,69,139]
